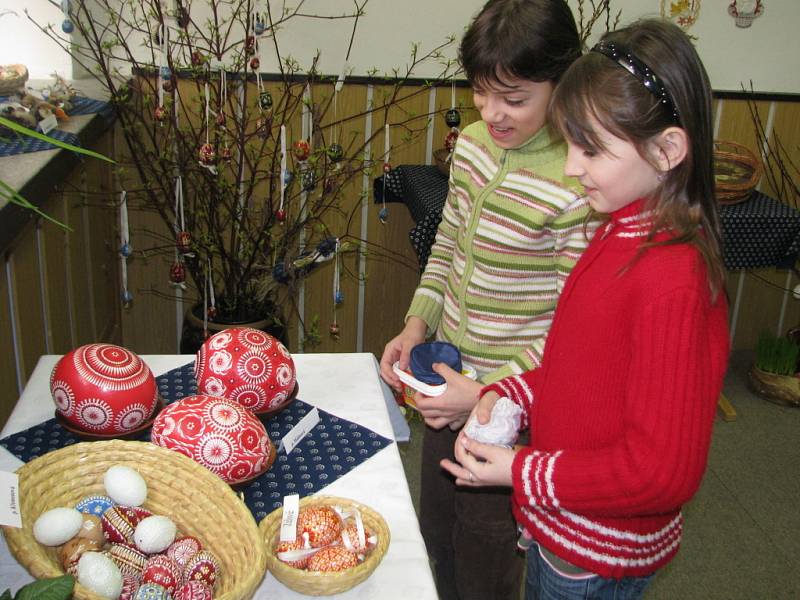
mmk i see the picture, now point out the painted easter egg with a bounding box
[150,394,275,484]
[142,554,182,595]
[297,505,342,548]
[194,327,296,414]
[50,344,158,435]
[306,545,359,572]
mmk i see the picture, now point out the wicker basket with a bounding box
[713,140,762,205]
[747,365,800,407]
[1,440,266,600]
[260,495,390,596]
[433,147,451,177]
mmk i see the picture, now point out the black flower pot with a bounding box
[179,304,288,355]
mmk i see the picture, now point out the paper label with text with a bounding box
[279,407,320,455]
[0,471,22,528]
[279,493,300,542]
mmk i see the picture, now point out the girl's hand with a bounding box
[440,430,516,487]
[379,317,427,392]
[475,390,501,425]
[414,362,483,429]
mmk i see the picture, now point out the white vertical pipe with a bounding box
[357,85,374,353]
[6,258,24,396]
[35,220,53,353]
[425,87,436,165]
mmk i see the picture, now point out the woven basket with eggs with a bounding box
[1,440,266,600]
[260,495,390,596]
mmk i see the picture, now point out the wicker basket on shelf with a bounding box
[747,365,800,407]
[713,140,762,205]
[0,64,28,95]
[260,495,390,596]
[1,440,266,600]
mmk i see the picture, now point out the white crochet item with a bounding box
[463,397,522,447]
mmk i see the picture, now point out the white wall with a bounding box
[1,1,798,95]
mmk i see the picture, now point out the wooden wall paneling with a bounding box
[716,99,770,159]
[728,268,795,350]
[761,101,800,207]
[8,230,46,381]
[41,190,74,353]
[64,168,97,346]
[0,256,20,429]
[361,84,431,359]
[298,82,368,353]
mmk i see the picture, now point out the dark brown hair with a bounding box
[459,0,581,87]
[549,18,725,299]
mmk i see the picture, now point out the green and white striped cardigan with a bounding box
[406,120,596,385]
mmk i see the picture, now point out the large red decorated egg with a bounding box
[50,344,158,435]
[150,394,274,484]
[194,327,296,413]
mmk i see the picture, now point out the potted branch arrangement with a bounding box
[31,0,459,351]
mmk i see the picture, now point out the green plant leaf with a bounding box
[0,179,72,231]
[15,575,74,600]
[1,589,12,600]
[0,115,115,163]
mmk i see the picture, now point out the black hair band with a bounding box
[591,41,680,124]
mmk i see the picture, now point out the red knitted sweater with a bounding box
[482,200,729,579]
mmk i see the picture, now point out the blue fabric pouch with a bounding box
[410,341,462,385]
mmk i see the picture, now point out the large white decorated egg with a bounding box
[33,506,84,546]
[150,394,274,484]
[50,344,158,435]
[194,327,296,413]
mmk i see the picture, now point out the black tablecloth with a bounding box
[375,165,800,272]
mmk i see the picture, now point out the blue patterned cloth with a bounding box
[0,362,393,522]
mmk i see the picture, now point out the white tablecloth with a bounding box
[0,353,436,600]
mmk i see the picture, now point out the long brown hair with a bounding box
[549,18,725,299]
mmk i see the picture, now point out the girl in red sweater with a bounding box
[441,18,729,599]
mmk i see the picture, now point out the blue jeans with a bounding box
[525,545,654,600]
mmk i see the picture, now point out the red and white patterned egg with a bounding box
[274,538,311,569]
[108,542,148,578]
[183,549,219,588]
[306,546,359,572]
[194,328,296,413]
[150,394,274,484]
[174,580,214,600]
[297,505,342,548]
[167,535,203,567]
[101,505,140,544]
[142,554,182,595]
[50,344,158,435]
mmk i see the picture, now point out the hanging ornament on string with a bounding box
[154,23,169,125]
[118,190,133,305]
[276,124,287,223]
[254,11,267,35]
[379,123,391,223]
[215,69,227,127]
[174,176,194,256]
[198,82,217,173]
[330,239,342,339]
[206,258,217,320]
[444,80,461,160]
[327,65,345,167]
[169,252,187,290]
[61,0,74,33]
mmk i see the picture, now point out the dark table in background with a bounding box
[375,164,800,273]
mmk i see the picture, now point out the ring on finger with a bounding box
[468,471,475,483]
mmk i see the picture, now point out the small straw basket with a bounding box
[713,140,762,205]
[1,440,266,600]
[260,495,390,596]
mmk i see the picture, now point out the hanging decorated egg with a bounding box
[334,291,344,304]
[255,116,270,138]
[275,208,286,223]
[323,176,336,194]
[254,17,267,36]
[121,290,134,304]
[198,143,216,165]
[245,35,256,55]
[191,51,206,67]
[250,57,260,71]
[154,105,168,123]
[445,128,459,152]
[50,344,158,435]
[220,146,233,163]
[379,207,389,223]
[176,231,192,254]
[329,322,340,337]
[327,143,344,162]
[382,161,392,174]
[259,91,273,111]
[292,139,311,161]
[283,169,294,187]
[445,108,461,128]
[215,111,226,127]
[194,327,297,413]
[301,170,316,192]
[151,394,274,484]
[159,66,171,80]
[207,305,218,319]
[162,79,174,93]
[62,20,75,34]
[119,242,133,258]
[169,261,186,284]
[177,7,190,28]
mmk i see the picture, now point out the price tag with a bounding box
[38,114,58,135]
[279,493,300,542]
[0,471,22,528]
[279,407,320,455]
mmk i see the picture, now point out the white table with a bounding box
[0,353,437,600]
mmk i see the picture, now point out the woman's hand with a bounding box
[414,362,483,429]
[440,430,516,488]
[379,317,427,392]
